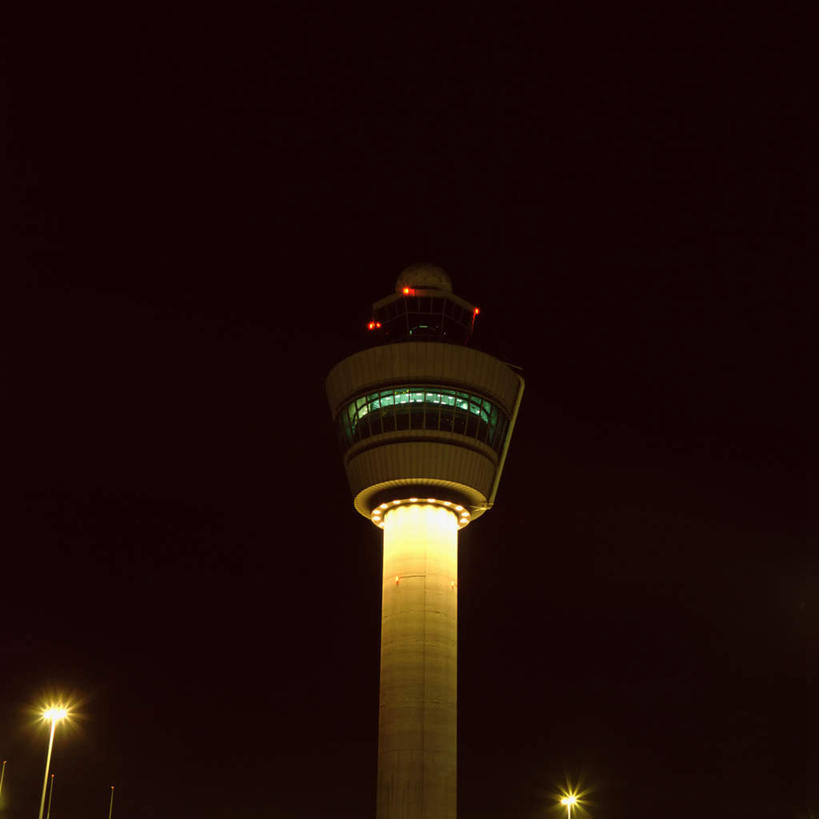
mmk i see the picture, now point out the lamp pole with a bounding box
[108,785,115,819]
[0,760,6,798]
[45,774,55,819]
[37,708,67,819]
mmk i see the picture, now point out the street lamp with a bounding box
[37,707,68,819]
[560,792,578,819]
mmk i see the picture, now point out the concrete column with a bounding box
[377,503,458,819]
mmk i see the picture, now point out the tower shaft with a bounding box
[377,504,458,819]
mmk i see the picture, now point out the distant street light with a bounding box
[37,707,68,819]
[108,785,115,819]
[560,792,578,819]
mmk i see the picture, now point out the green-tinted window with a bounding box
[337,385,509,454]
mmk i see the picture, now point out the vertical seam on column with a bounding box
[421,516,428,817]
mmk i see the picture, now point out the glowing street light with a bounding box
[108,785,115,819]
[560,792,579,819]
[37,707,68,819]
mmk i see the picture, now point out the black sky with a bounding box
[4,4,816,818]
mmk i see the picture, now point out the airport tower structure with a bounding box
[325,265,524,819]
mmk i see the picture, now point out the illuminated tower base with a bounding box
[377,502,458,819]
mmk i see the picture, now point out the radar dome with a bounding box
[395,264,453,293]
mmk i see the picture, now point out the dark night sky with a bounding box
[4,4,815,818]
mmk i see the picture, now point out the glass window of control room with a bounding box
[337,386,509,453]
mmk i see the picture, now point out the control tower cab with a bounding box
[326,264,524,527]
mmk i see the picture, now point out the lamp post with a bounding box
[46,774,55,819]
[0,759,6,798]
[37,707,67,819]
[108,785,115,819]
[560,793,578,819]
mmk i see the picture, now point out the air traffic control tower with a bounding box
[326,265,523,819]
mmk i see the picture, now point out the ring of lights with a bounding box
[370,496,472,529]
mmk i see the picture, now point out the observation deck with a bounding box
[326,266,524,524]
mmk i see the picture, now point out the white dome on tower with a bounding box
[395,264,453,293]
